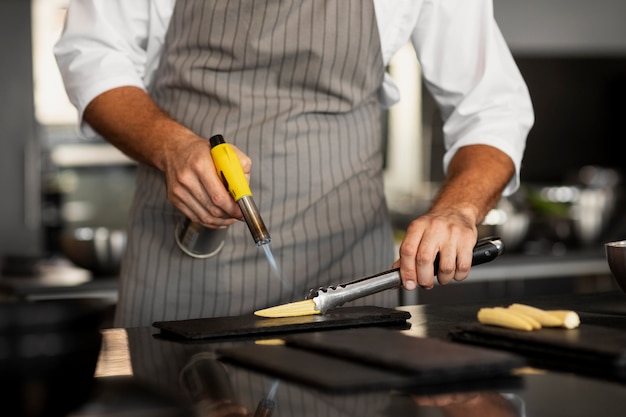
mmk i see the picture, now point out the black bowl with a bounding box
[606,240,626,294]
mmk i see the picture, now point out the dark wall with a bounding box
[421,0,626,186]
[424,57,626,185]
[0,0,41,256]
[515,57,626,184]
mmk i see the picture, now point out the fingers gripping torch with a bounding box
[209,134,271,246]
[175,134,271,258]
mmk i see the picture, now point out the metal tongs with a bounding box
[306,236,504,314]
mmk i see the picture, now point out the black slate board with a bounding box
[153,306,410,340]
[285,327,525,382]
[449,323,626,381]
[217,327,525,393]
[218,344,413,393]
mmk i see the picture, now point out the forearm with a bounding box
[83,86,245,227]
[83,86,198,172]
[429,144,515,226]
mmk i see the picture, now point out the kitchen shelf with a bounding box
[467,248,610,282]
[399,247,613,306]
[0,249,611,306]
[0,257,119,303]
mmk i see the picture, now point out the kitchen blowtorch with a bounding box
[209,134,271,246]
[254,237,504,317]
[176,134,271,257]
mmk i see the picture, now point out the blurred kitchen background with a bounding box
[1,0,626,315]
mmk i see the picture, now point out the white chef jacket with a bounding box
[54,0,533,196]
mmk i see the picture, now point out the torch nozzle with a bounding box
[238,195,271,246]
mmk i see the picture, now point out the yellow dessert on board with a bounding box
[501,307,542,329]
[508,303,563,327]
[477,307,535,331]
[546,310,581,329]
[477,304,580,331]
[254,299,320,318]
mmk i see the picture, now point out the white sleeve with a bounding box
[411,0,534,196]
[53,0,172,137]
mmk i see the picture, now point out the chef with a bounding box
[54,0,533,328]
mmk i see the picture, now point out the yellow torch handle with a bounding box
[209,135,252,202]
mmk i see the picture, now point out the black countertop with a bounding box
[68,291,626,417]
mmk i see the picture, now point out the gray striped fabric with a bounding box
[115,0,397,328]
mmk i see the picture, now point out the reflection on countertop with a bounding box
[95,328,133,378]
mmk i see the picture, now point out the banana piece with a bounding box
[477,307,535,331]
[546,310,581,329]
[508,303,563,327]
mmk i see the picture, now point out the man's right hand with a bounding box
[84,86,250,229]
[163,136,250,227]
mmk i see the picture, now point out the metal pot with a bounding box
[59,227,127,276]
[478,196,530,253]
[528,181,618,249]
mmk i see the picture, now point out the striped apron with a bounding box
[114,0,396,328]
